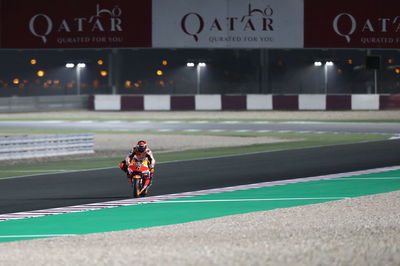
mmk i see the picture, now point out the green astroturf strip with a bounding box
[1,169,400,243]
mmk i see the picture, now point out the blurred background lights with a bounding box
[156,70,163,76]
[65,63,75,68]
[37,70,45,77]
[97,59,104,65]
[100,70,108,77]
[30,59,37,65]
[125,80,131,88]
[12,78,20,84]
[162,60,168,66]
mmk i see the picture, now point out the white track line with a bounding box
[331,177,400,180]
[0,165,399,222]
[152,197,349,204]
[0,234,76,238]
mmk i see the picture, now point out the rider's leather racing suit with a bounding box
[120,146,156,184]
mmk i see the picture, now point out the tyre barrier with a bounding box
[0,134,94,161]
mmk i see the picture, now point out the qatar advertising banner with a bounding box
[0,0,151,48]
[304,0,400,48]
[152,0,304,48]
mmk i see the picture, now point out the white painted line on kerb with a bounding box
[331,177,400,180]
[152,197,349,204]
[0,234,76,238]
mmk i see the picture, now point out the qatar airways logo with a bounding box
[28,4,123,44]
[333,13,400,43]
[180,3,274,42]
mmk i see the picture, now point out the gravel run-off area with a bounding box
[0,110,399,265]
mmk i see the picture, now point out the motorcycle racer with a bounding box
[119,140,155,182]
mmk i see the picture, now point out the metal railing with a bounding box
[0,134,94,160]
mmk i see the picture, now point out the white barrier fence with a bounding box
[0,95,89,113]
[0,134,94,160]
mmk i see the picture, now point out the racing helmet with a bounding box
[136,140,147,153]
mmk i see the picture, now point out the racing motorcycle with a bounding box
[127,159,152,198]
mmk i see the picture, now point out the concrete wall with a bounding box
[90,94,400,111]
[0,95,89,112]
[2,94,398,112]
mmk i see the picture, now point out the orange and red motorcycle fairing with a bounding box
[127,160,151,198]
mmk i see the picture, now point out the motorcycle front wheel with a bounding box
[133,178,141,198]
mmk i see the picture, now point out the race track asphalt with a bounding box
[0,139,399,215]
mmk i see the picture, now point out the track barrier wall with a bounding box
[90,94,400,111]
[0,134,94,161]
[0,95,89,112]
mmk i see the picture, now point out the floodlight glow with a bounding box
[66,63,75,68]
[37,70,45,77]
[187,62,195,67]
[198,62,206,67]
[77,63,86,68]
[325,61,334,66]
[314,61,322,67]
